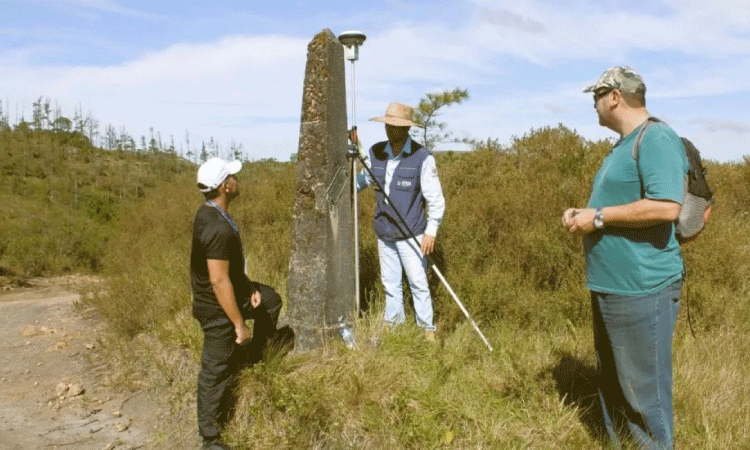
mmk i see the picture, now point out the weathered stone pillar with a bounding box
[287,29,355,351]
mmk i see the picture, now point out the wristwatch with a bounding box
[593,208,605,229]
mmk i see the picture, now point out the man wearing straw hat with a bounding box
[356,102,445,341]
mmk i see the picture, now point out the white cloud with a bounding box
[688,129,749,162]
[691,119,750,134]
[466,0,750,62]
[1,34,309,159]
[478,8,547,34]
[36,0,167,21]
[664,0,750,28]
[356,25,487,86]
[545,103,571,115]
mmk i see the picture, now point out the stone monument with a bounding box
[287,29,355,351]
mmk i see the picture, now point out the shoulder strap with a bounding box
[633,117,661,197]
[632,117,660,160]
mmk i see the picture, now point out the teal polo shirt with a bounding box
[583,121,688,296]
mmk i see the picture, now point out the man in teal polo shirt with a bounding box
[562,66,687,450]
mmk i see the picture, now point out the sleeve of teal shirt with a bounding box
[638,124,687,204]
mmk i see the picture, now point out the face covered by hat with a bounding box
[369,102,419,127]
[197,157,242,193]
[583,66,647,96]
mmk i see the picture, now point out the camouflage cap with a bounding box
[583,66,646,95]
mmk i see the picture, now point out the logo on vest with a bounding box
[397,180,412,188]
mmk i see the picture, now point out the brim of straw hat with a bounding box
[368,115,418,127]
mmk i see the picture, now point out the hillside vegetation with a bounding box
[5,121,748,448]
[0,124,192,278]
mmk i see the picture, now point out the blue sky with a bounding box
[1,0,749,162]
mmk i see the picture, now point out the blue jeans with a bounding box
[377,236,435,330]
[591,281,682,450]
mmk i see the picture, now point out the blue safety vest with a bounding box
[369,140,429,242]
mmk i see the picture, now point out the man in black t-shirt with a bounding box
[190,157,282,450]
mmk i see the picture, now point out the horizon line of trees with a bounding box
[3,89,485,166]
[0,97,250,164]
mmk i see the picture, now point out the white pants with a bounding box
[377,236,435,330]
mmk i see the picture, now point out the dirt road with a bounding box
[0,276,196,450]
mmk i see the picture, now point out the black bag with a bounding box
[633,117,714,243]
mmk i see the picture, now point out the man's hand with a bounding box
[250,290,261,309]
[234,292,260,344]
[562,208,579,228]
[235,323,252,344]
[421,235,436,255]
[563,208,596,235]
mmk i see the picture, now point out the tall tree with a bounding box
[148,126,158,153]
[229,140,244,161]
[73,105,86,134]
[200,142,208,163]
[410,87,469,149]
[119,127,134,151]
[0,100,8,130]
[85,111,99,145]
[168,135,176,154]
[104,124,118,151]
[184,130,192,161]
[32,96,45,130]
[207,137,219,158]
[43,99,51,129]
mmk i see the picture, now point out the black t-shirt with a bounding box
[190,204,255,322]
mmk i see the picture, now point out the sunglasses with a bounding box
[593,88,613,103]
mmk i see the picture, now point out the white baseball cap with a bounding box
[197,157,242,193]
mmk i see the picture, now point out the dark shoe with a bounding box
[202,437,230,450]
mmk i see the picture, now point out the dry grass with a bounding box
[87,125,750,448]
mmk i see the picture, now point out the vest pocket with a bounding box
[393,168,417,191]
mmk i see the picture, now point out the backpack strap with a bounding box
[632,117,661,198]
[631,117,660,159]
